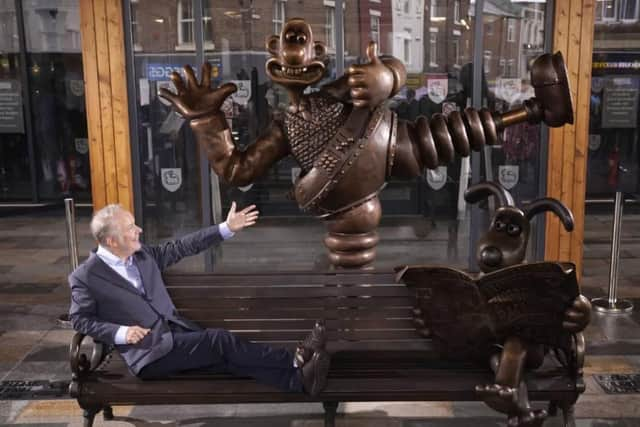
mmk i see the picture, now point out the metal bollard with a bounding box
[58,198,79,327]
[592,191,634,314]
[64,198,79,272]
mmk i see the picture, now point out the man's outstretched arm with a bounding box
[146,202,259,271]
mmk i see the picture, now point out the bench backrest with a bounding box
[164,271,427,352]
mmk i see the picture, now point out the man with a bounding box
[69,203,330,396]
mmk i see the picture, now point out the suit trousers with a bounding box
[137,326,303,392]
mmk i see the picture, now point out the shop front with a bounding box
[0,0,90,205]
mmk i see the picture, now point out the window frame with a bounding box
[176,0,195,50]
[430,0,446,21]
[273,0,286,35]
[506,18,515,42]
[620,0,639,22]
[429,30,437,67]
[370,13,381,47]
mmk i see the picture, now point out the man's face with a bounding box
[109,210,142,258]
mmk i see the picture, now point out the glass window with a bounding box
[506,18,515,42]
[273,0,286,35]
[429,32,437,67]
[595,0,617,22]
[127,0,200,255]
[342,0,475,268]
[430,0,446,20]
[22,0,90,202]
[620,0,639,21]
[370,14,380,47]
[125,0,554,271]
[453,0,460,23]
[324,4,335,50]
[452,39,460,66]
[0,0,32,201]
[588,15,640,201]
[481,1,549,261]
[404,31,412,65]
[177,0,195,48]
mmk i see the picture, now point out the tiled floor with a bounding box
[1,208,639,426]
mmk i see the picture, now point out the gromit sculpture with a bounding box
[160,17,574,269]
[401,181,592,427]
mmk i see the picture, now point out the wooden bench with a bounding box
[69,271,585,427]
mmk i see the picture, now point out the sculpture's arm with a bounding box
[190,114,289,186]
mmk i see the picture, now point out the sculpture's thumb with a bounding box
[218,82,238,98]
[366,41,381,65]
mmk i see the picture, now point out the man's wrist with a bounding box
[115,326,129,345]
[219,222,235,240]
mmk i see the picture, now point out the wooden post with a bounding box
[545,0,595,277]
[79,0,133,213]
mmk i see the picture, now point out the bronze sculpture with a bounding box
[399,182,592,427]
[160,17,574,269]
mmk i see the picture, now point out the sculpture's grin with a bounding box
[266,59,325,86]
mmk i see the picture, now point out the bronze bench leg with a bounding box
[82,407,100,427]
[103,405,114,420]
[323,401,339,427]
[561,403,576,427]
[548,401,576,427]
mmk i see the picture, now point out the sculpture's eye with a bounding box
[297,34,307,44]
[495,220,506,232]
[285,31,297,43]
[507,223,521,236]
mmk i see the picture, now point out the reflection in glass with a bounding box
[0,0,31,201]
[481,1,547,261]
[128,1,201,252]
[343,0,476,268]
[22,0,90,202]
[587,1,640,200]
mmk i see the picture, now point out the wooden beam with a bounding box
[79,0,106,210]
[546,0,595,277]
[79,0,133,214]
[570,0,595,269]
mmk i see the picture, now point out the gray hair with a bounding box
[90,204,125,245]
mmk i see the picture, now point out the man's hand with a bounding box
[159,63,237,120]
[226,202,259,232]
[126,326,150,344]
[562,295,592,333]
[347,41,395,109]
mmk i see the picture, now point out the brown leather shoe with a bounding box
[301,349,331,397]
[295,320,327,367]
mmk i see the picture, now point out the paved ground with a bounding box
[1,207,640,426]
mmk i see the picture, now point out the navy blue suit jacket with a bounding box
[69,226,223,374]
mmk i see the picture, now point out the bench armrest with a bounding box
[571,332,586,377]
[69,332,107,380]
[554,332,585,380]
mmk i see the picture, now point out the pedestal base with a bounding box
[591,297,633,314]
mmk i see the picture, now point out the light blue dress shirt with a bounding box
[96,222,234,344]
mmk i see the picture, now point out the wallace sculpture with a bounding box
[160,17,575,269]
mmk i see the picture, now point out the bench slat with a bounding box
[179,307,413,320]
[170,296,414,309]
[185,319,415,331]
[168,285,411,299]
[164,272,396,287]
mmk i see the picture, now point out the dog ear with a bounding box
[464,181,515,208]
[524,198,574,231]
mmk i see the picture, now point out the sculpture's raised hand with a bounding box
[159,63,237,120]
[347,41,395,109]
